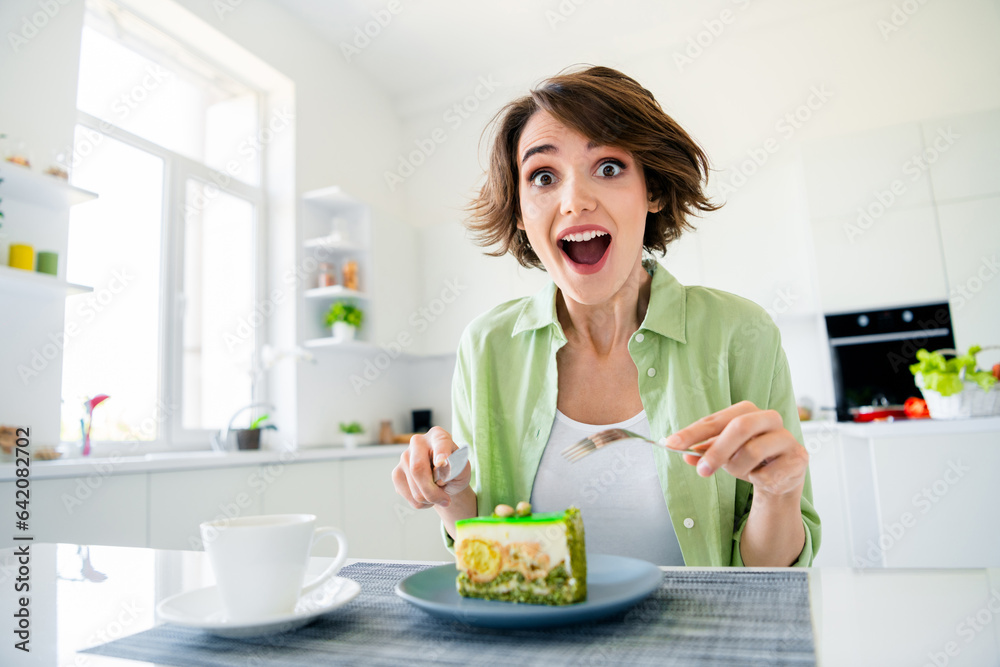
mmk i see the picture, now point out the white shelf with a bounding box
[302,336,456,361]
[0,161,97,208]
[0,265,92,296]
[303,285,368,300]
[302,337,377,351]
[303,236,366,253]
[301,186,365,210]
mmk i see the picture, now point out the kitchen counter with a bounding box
[800,415,1000,437]
[0,444,407,482]
[836,415,1000,438]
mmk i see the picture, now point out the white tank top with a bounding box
[530,409,685,566]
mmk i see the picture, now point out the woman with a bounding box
[392,65,820,567]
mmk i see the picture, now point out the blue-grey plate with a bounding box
[394,553,662,629]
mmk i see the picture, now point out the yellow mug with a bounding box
[8,244,34,271]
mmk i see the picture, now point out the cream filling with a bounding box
[456,522,571,572]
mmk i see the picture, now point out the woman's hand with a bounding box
[662,400,808,500]
[391,426,471,509]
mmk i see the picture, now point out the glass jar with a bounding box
[317,262,336,288]
[342,260,359,291]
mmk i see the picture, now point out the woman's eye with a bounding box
[598,161,623,178]
[530,171,555,187]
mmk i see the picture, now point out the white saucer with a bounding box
[156,576,361,638]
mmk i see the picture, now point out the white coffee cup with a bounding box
[199,514,348,622]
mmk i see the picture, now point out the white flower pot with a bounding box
[331,322,356,342]
[342,433,360,449]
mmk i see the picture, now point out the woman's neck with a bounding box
[556,257,652,357]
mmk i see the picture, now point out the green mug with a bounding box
[36,251,58,276]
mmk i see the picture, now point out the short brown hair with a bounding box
[466,65,720,269]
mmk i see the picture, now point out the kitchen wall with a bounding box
[393,0,1000,415]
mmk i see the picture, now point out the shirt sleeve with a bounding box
[440,328,477,554]
[729,343,822,567]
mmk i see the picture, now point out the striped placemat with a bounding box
[82,561,815,666]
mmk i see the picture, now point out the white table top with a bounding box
[1,543,998,666]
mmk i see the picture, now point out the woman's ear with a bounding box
[516,217,525,231]
[648,196,664,214]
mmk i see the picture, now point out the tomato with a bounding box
[904,397,930,419]
[993,364,1000,381]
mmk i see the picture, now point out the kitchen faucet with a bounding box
[211,402,275,451]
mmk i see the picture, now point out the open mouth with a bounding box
[558,229,612,272]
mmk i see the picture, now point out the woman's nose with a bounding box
[559,172,597,216]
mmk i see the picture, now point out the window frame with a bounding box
[74,96,268,449]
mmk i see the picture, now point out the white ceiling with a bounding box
[271,0,869,117]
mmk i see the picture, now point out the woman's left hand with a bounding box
[661,400,808,499]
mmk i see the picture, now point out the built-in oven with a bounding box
[825,302,955,422]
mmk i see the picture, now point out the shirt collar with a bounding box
[511,259,687,344]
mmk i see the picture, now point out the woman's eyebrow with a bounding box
[520,140,603,167]
[520,144,556,166]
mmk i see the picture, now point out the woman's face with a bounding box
[517,110,657,306]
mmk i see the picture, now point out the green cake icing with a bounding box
[454,505,587,605]
[457,511,568,525]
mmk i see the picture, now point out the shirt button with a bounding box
[683,518,695,529]
[647,368,656,378]
[635,333,645,343]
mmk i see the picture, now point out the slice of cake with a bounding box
[454,502,586,605]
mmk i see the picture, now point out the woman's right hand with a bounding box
[391,426,471,509]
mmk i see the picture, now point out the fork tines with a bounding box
[561,428,629,463]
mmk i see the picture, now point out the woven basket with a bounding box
[915,346,1000,419]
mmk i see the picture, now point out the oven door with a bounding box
[830,329,955,422]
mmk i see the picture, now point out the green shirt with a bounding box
[446,259,820,567]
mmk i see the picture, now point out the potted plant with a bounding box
[910,346,999,419]
[339,421,364,448]
[325,301,363,342]
[235,414,276,450]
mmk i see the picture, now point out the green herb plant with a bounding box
[324,301,363,328]
[339,421,364,434]
[910,345,998,397]
[250,414,271,430]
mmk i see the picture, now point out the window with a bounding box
[61,0,268,447]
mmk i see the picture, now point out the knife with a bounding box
[433,445,469,485]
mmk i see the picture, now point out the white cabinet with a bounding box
[801,121,934,221]
[803,110,1000,315]
[801,122,947,313]
[870,430,1000,568]
[802,426,851,568]
[0,473,146,548]
[935,195,1000,352]
[340,455,405,559]
[839,421,1000,569]
[261,459,344,557]
[924,108,1000,202]
[145,453,449,560]
[399,499,452,562]
[810,203,949,313]
[148,466,263,550]
[5,451,456,560]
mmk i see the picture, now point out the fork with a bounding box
[561,428,714,463]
